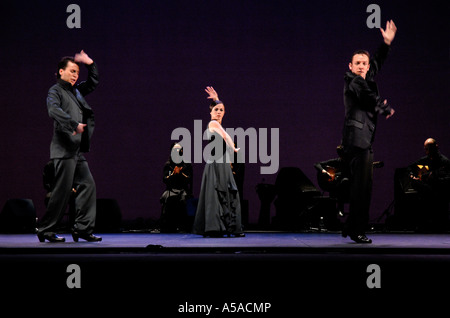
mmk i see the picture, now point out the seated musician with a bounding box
[406,138,450,232]
[314,145,350,215]
[160,142,193,232]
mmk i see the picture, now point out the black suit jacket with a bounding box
[341,43,392,151]
[47,63,99,159]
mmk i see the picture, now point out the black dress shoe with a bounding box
[72,231,102,242]
[350,234,372,244]
[37,233,66,243]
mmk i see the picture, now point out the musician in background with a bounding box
[314,145,350,216]
[406,138,450,232]
[159,142,193,232]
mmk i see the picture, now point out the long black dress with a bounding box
[192,122,243,237]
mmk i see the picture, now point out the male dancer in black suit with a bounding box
[341,21,397,243]
[37,50,102,242]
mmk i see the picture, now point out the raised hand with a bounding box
[74,50,94,65]
[380,20,397,45]
[205,86,219,101]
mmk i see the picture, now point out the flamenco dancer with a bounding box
[192,87,244,237]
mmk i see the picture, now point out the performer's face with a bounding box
[210,104,225,123]
[424,139,437,157]
[59,61,79,86]
[349,54,370,79]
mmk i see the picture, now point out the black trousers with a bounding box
[37,157,96,235]
[344,147,373,235]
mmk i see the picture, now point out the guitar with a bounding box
[411,165,431,181]
[317,161,384,192]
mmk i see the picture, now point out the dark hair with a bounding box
[336,145,344,157]
[350,50,370,63]
[56,56,78,78]
[209,101,224,111]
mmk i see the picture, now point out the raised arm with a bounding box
[367,20,397,79]
[74,50,99,96]
[205,86,220,103]
[380,20,397,46]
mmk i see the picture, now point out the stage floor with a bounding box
[1,231,449,313]
[2,231,450,252]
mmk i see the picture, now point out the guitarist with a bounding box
[315,145,350,216]
[315,145,383,217]
[406,138,450,232]
[160,142,193,232]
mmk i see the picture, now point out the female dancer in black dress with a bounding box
[192,86,244,237]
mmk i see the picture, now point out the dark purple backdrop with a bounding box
[1,0,448,226]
